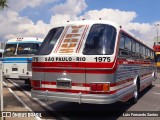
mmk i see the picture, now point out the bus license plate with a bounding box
[56,78,71,88]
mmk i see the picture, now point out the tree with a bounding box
[0,0,8,9]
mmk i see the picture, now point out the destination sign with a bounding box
[33,57,111,62]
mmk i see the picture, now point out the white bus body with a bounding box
[31,20,156,104]
[3,37,43,83]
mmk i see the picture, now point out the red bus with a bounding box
[31,20,157,104]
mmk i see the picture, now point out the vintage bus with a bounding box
[31,20,156,104]
[155,52,160,72]
[3,37,43,84]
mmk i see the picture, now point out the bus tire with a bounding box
[132,78,140,104]
[154,72,157,80]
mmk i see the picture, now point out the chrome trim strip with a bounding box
[32,66,114,70]
[31,83,135,104]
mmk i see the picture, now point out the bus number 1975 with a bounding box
[94,57,111,62]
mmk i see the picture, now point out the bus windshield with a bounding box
[3,44,17,57]
[83,24,117,55]
[17,43,39,55]
[36,27,64,55]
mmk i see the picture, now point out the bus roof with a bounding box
[53,20,153,51]
[54,20,121,31]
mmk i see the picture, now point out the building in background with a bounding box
[153,36,160,72]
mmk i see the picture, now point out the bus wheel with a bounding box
[133,85,138,103]
[154,72,157,80]
[131,80,140,104]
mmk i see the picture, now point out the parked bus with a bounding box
[3,37,43,84]
[155,52,160,72]
[31,20,156,104]
[153,45,160,72]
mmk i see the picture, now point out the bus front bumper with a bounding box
[3,74,10,78]
[19,74,31,80]
[31,84,135,104]
[3,74,19,79]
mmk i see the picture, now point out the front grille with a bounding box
[12,68,18,71]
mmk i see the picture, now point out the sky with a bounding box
[1,0,160,47]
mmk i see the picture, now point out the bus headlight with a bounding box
[90,83,110,92]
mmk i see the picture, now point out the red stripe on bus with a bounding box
[41,81,90,87]
[32,82,133,95]
[117,58,152,65]
[76,25,89,53]
[33,87,117,94]
[33,77,133,88]
[32,59,153,69]
[54,26,69,53]
[32,62,45,67]
[32,67,117,74]
[32,68,44,72]
[32,61,117,74]
[41,81,56,85]
[32,62,115,68]
[33,87,90,94]
[110,78,134,87]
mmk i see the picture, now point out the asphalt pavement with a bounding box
[1,83,39,120]
[1,73,160,120]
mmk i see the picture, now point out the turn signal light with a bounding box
[90,83,110,92]
[103,84,110,92]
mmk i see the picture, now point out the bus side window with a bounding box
[118,35,125,56]
[118,34,131,57]
[119,35,125,49]
[135,42,140,59]
[132,41,136,58]
[139,44,143,59]
[147,49,151,60]
[145,48,149,59]
[125,37,132,51]
[142,46,146,59]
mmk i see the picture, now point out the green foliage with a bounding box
[0,0,8,9]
